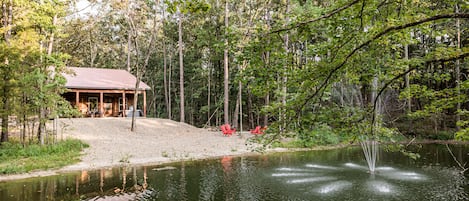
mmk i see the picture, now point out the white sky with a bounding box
[73,0,98,18]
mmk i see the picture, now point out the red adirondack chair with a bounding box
[250,126,263,135]
[220,124,236,136]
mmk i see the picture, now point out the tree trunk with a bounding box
[1,89,8,143]
[190,86,194,125]
[281,0,289,132]
[89,30,96,67]
[178,11,185,123]
[371,73,380,127]
[49,14,58,143]
[456,4,461,130]
[263,5,271,127]
[233,88,240,129]
[163,38,169,118]
[22,95,26,146]
[3,0,11,42]
[131,80,140,132]
[169,53,172,119]
[38,108,45,145]
[207,66,211,126]
[148,79,157,117]
[163,9,169,119]
[223,0,230,125]
[127,29,132,72]
[130,23,139,131]
[247,89,254,128]
[239,80,242,132]
[404,43,411,112]
[38,9,57,145]
[130,5,158,131]
[47,14,57,55]
[1,0,12,143]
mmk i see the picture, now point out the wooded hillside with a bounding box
[1,0,468,145]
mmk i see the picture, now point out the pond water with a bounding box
[0,144,468,201]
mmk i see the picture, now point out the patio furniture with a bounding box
[220,124,236,136]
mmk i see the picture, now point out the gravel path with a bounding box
[60,118,256,171]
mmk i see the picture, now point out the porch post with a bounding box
[122,92,126,117]
[100,92,104,117]
[143,90,147,117]
[75,91,80,108]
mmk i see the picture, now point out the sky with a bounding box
[73,0,98,18]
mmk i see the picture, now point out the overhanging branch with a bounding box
[271,0,360,34]
[296,13,469,114]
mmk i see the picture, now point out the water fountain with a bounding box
[360,138,378,174]
[0,144,467,200]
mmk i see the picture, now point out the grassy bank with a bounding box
[0,139,88,174]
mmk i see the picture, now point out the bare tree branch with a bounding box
[446,144,468,173]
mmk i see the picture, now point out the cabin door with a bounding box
[88,97,99,115]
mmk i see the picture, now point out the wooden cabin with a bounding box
[62,67,150,117]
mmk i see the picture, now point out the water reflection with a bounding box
[0,144,467,201]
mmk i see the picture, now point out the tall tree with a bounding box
[281,0,289,133]
[1,0,12,143]
[127,0,160,131]
[0,0,73,145]
[455,3,461,130]
[166,0,210,123]
[162,7,170,119]
[223,0,229,125]
[178,7,185,122]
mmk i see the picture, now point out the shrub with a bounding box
[297,123,340,147]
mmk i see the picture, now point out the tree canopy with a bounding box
[1,0,468,146]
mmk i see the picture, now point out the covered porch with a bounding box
[63,67,151,118]
[63,89,147,117]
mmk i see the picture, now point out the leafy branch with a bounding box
[295,13,469,115]
[371,51,469,135]
[271,0,360,34]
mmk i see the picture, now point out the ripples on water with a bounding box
[0,144,467,201]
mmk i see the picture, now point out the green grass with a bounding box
[0,139,89,174]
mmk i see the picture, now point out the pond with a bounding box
[0,144,468,201]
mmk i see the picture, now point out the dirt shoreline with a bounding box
[1,118,464,182]
[0,118,266,182]
[0,117,341,182]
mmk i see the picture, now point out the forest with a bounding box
[0,0,468,147]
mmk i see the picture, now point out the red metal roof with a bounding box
[64,67,151,90]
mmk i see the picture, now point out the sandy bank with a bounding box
[0,118,261,181]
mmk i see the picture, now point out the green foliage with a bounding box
[296,123,340,147]
[383,144,420,160]
[455,110,469,140]
[455,129,469,141]
[58,0,469,144]
[0,139,89,174]
[165,0,211,14]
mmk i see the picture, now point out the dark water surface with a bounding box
[0,144,468,201]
